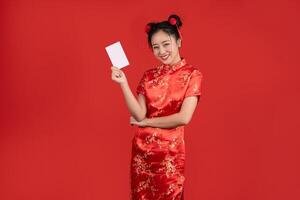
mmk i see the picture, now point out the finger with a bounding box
[112,72,120,77]
[112,67,122,73]
[111,69,120,74]
[111,67,121,72]
[112,70,120,75]
[112,74,119,80]
[111,67,119,71]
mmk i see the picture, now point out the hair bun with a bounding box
[168,14,183,28]
[145,22,155,34]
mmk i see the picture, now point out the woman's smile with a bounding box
[160,54,170,61]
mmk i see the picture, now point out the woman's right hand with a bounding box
[111,66,128,84]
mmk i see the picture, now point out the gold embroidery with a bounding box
[134,176,152,193]
[151,75,168,89]
[132,154,151,175]
[173,71,190,90]
[145,132,158,145]
[144,132,163,149]
[133,174,159,197]
[169,138,180,149]
[159,155,177,178]
[160,175,185,199]
[166,183,176,195]
[149,184,159,197]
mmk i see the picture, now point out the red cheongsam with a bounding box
[131,58,203,200]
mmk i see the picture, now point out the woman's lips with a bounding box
[160,54,169,60]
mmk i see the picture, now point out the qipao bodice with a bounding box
[136,58,203,118]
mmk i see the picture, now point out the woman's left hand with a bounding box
[130,116,148,127]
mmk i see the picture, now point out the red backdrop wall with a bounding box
[1,0,299,199]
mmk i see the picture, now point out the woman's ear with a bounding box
[177,39,182,47]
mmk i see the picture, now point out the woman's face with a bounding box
[151,30,181,66]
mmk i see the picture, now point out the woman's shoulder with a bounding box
[182,63,203,75]
[139,66,158,82]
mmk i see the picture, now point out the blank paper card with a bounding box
[105,41,129,69]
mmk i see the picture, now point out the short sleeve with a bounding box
[136,72,147,96]
[184,69,203,98]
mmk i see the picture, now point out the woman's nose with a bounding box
[159,48,166,55]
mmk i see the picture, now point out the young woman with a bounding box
[111,14,203,200]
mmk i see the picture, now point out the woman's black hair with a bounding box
[146,14,183,48]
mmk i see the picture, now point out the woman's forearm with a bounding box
[120,82,144,121]
[144,112,187,129]
[136,96,198,129]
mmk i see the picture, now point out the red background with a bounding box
[1,0,299,199]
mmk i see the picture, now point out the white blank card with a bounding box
[105,41,129,69]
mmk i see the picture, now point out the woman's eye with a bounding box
[164,43,170,46]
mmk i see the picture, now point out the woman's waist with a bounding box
[136,126,184,140]
[137,125,184,132]
[133,126,185,151]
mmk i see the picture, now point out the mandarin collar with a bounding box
[159,58,187,72]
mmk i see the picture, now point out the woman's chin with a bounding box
[160,58,172,65]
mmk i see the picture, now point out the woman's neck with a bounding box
[169,55,182,66]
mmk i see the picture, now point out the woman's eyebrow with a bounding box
[152,40,171,46]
